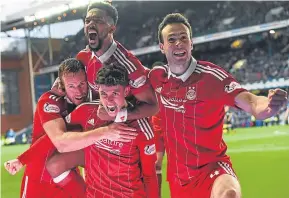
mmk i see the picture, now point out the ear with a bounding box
[159,43,165,54]
[109,25,116,34]
[124,86,130,97]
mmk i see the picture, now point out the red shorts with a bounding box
[169,161,237,198]
[20,173,69,198]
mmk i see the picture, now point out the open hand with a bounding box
[102,123,138,142]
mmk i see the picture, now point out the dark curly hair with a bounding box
[96,64,128,87]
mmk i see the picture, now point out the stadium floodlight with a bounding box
[34,5,69,20]
[24,16,36,22]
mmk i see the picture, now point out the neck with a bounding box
[169,58,191,76]
[95,36,114,57]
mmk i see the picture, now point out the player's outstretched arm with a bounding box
[44,119,137,153]
[235,88,288,120]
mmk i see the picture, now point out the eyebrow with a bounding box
[168,32,188,37]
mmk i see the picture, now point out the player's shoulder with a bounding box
[148,64,169,79]
[37,92,65,114]
[74,100,100,112]
[38,91,64,103]
[195,60,229,81]
[130,118,155,140]
[115,41,130,57]
[78,46,90,54]
[76,47,92,61]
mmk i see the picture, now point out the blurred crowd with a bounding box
[56,1,289,84]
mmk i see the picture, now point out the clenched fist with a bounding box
[4,159,23,175]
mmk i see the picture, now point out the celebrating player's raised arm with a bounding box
[235,88,288,120]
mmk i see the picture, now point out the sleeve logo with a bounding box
[144,144,156,155]
[224,82,241,93]
[129,75,146,88]
[43,103,60,113]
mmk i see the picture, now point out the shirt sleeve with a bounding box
[220,70,247,107]
[135,119,158,198]
[18,135,54,165]
[151,113,165,153]
[126,53,151,95]
[17,96,63,165]
[38,97,63,125]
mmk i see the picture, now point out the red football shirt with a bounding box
[76,40,150,95]
[148,58,247,185]
[23,91,75,183]
[66,101,158,198]
[17,89,97,166]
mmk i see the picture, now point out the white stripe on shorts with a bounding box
[21,176,28,198]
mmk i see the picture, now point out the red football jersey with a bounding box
[66,101,158,198]
[24,91,76,183]
[151,112,165,153]
[17,88,97,166]
[148,58,247,185]
[76,40,150,95]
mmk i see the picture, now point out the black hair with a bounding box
[158,13,192,44]
[87,2,118,25]
[96,64,128,87]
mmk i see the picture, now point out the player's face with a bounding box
[99,85,130,117]
[160,23,192,66]
[62,70,88,106]
[84,9,114,51]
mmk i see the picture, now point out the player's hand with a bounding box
[102,123,138,142]
[268,88,288,113]
[4,159,23,175]
[50,78,66,97]
[97,105,115,121]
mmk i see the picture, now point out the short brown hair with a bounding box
[58,58,86,90]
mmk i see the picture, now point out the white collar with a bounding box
[91,40,117,63]
[168,57,197,82]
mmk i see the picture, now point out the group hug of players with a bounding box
[4,2,288,198]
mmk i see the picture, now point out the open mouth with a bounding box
[75,96,85,101]
[106,105,117,113]
[88,28,98,44]
[173,50,186,57]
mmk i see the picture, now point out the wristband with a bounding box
[114,108,128,123]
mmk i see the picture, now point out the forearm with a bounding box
[53,128,105,153]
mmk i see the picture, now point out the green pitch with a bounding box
[1,125,288,198]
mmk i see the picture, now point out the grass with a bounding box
[1,125,289,198]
